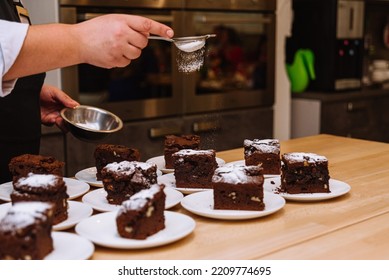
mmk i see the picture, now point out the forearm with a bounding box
[4,23,82,81]
[3,14,174,81]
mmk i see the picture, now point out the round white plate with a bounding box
[75,166,163,188]
[157,173,211,194]
[74,167,102,187]
[146,155,226,174]
[75,211,195,249]
[0,201,93,231]
[224,160,280,179]
[45,232,95,260]
[0,177,90,202]
[181,190,285,220]
[82,187,183,212]
[263,177,351,201]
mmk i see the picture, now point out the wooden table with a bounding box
[88,134,389,259]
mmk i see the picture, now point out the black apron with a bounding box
[0,0,46,183]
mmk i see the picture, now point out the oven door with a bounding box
[178,11,275,114]
[60,7,182,122]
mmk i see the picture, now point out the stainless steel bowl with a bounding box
[60,105,123,142]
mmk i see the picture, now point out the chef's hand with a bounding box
[40,84,79,132]
[74,14,174,68]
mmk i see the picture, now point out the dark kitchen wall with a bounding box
[365,0,389,60]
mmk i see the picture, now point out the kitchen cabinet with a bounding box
[40,107,273,177]
[292,89,389,141]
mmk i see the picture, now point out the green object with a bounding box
[286,49,316,93]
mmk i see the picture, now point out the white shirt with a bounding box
[0,19,29,97]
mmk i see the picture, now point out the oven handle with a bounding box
[78,13,173,23]
[149,126,183,139]
[192,121,221,133]
[194,15,272,25]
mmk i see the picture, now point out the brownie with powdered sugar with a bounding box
[0,202,54,260]
[244,139,281,174]
[173,149,217,189]
[212,165,265,211]
[11,173,69,224]
[116,184,165,240]
[280,152,330,194]
[94,144,141,180]
[164,135,200,169]
[101,161,157,205]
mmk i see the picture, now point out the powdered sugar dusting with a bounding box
[283,152,327,163]
[17,173,57,187]
[213,165,262,184]
[0,202,52,231]
[105,161,155,175]
[118,184,162,213]
[176,47,205,73]
[244,139,280,154]
[174,149,215,156]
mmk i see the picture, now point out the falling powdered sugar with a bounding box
[176,47,205,73]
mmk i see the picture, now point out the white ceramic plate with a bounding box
[74,167,103,187]
[45,232,95,260]
[157,173,211,194]
[0,177,90,202]
[224,160,280,178]
[75,166,162,188]
[82,187,183,212]
[263,177,351,201]
[0,201,93,231]
[75,211,195,249]
[146,155,226,174]
[180,190,285,220]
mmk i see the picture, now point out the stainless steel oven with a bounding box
[59,0,276,121]
[54,0,277,175]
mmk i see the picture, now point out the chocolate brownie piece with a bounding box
[101,161,158,205]
[116,184,165,240]
[0,202,54,260]
[244,139,281,174]
[173,149,217,189]
[94,144,141,180]
[8,154,64,180]
[11,173,69,224]
[213,165,265,210]
[164,135,200,169]
[280,152,330,194]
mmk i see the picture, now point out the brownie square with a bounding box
[94,144,141,180]
[212,165,265,210]
[11,173,69,224]
[0,202,54,260]
[101,161,158,205]
[280,152,330,194]
[244,139,281,174]
[173,149,217,189]
[164,135,200,169]
[8,154,64,180]
[116,184,165,240]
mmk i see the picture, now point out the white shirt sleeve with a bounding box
[0,19,29,97]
